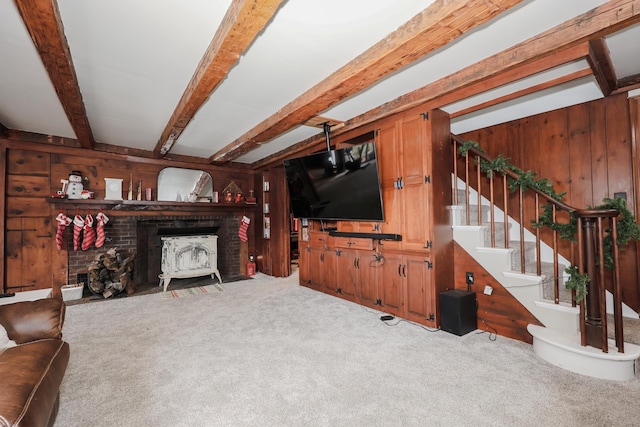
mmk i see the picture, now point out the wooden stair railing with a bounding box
[451,134,624,353]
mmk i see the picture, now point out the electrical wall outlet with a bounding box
[484,285,493,295]
[466,272,474,285]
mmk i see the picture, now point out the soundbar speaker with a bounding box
[439,289,477,336]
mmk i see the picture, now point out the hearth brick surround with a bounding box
[67,215,241,287]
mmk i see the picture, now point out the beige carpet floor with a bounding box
[56,272,640,427]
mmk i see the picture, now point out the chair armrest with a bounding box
[0,298,65,344]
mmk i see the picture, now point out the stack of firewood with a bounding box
[88,248,136,298]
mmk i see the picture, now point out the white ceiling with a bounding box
[1,0,639,165]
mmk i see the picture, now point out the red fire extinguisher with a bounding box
[246,261,256,276]
[246,253,256,276]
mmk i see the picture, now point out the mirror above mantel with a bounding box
[157,167,213,202]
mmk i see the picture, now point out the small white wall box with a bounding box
[61,283,84,301]
[104,178,123,200]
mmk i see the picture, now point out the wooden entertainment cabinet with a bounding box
[297,108,453,328]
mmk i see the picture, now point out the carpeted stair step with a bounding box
[452,189,493,225]
[505,238,572,303]
[466,205,493,225]
[509,257,572,304]
[453,189,467,203]
[507,240,537,271]
[537,261,572,303]
[481,222,511,247]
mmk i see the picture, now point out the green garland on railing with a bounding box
[458,139,640,302]
[457,140,482,157]
[532,204,577,241]
[593,197,640,270]
[564,265,590,302]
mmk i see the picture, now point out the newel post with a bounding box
[574,209,620,352]
[579,215,604,350]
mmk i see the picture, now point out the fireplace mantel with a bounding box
[46,198,256,215]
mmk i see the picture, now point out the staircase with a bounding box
[450,136,640,381]
[450,186,580,335]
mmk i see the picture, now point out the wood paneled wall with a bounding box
[460,93,640,312]
[453,243,543,343]
[1,138,254,293]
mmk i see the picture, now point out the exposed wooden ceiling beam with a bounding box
[615,73,640,93]
[13,0,95,149]
[252,43,591,168]
[153,0,285,158]
[210,0,527,164]
[450,68,593,119]
[587,38,618,96]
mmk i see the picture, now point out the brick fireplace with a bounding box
[67,215,241,287]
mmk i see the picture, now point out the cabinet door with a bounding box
[401,183,431,251]
[309,246,337,293]
[377,120,400,189]
[5,217,65,292]
[358,252,379,309]
[322,249,337,293]
[378,252,404,317]
[5,217,52,292]
[309,246,325,290]
[399,114,428,187]
[377,121,403,249]
[404,254,435,325]
[335,250,358,302]
[398,114,431,252]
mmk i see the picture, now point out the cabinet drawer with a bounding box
[333,236,374,250]
[308,231,333,247]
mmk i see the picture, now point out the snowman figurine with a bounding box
[66,170,84,199]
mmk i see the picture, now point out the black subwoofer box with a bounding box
[439,289,477,336]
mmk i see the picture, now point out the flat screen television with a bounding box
[283,141,384,221]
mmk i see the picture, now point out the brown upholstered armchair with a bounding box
[0,298,70,427]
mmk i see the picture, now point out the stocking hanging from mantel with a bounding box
[239,215,250,243]
[95,211,109,248]
[81,213,96,251]
[73,214,84,251]
[55,212,72,251]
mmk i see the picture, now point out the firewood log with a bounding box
[103,256,120,271]
[89,278,104,293]
[98,269,110,281]
[122,273,136,295]
[112,280,125,292]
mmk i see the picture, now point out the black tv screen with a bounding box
[283,141,384,221]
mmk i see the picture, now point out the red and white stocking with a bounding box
[81,213,96,250]
[73,214,84,251]
[55,212,72,250]
[239,215,250,243]
[95,212,109,248]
